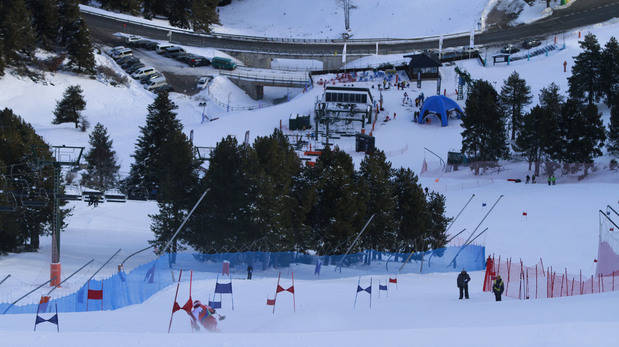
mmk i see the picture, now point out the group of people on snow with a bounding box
[457,269,504,302]
[525,174,557,185]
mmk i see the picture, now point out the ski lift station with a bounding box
[314,86,374,131]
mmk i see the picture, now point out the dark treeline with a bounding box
[88,0,220,32]
[0,0,95,76]
[0,108,71,254]
[461,33,618,176]
[122,92,450,256]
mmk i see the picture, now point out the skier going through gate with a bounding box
[493,275,505,301]
[191,300,224,332]
[457,269,471,299]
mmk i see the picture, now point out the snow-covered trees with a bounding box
[499,71,532,141]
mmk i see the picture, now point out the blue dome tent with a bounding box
[417,95,464,127]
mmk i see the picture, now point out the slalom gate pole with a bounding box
[3,278,54,314]
[47,258,94,296]
[292,272,295,312]
[445,194,475,233]
[369,277,372,309]
[353,277,360,309]
[159,189,209,256]
[0,274,10,288]
[81,249,121,291]
[337,214,375,272]
[272,272,281,315]
[168,269,182,333]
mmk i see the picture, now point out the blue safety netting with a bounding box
[0,245,484,315]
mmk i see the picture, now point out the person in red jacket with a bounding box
[191,300,221,332]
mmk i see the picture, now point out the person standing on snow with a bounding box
[247,265,253,280]
[457,269,471,299]
[526,175,530,184]
[493,275,505,301]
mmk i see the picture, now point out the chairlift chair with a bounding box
[21,188,49,209]
[0,190,18,212]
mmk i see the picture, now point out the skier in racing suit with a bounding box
[191,300,218,332]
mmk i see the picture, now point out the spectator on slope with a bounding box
[247,265,253,280]
[457,269,471,300]
[551,175,556,185]
[532,175,536,184]
[526,175,530,184]
[547,176,552,186]
[493,275,505,301]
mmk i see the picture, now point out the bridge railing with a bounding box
[80,5,477,46]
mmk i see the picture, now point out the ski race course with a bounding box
[1,1,619,346]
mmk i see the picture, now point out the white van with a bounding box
[131,66,157,79]
[156,43,174,54]
[124,35,141,43]
[146,80,168,91]
[112,48,133,60]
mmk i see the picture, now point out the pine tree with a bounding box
[499,71,532,141]
[67,18,95,73]
[0,108,70,253]
[306,146,363,255]
[252,129,303,250]
[82,123,120,191]
[568,33,602,105]
[168,0,191,29]
[58,0,81,46]
[540,83,566,163]
[517,105,560,176]
[125,91,197,203]
[559,99,606,176]
[28,0,60,50]
[600,37,619,108]
[461,80,509,174]
[52,85,88,130]
[190,0,220,32]
[425,191,450,250]
[609,94,619,156]
[392,168,428,252]
[358,150,396,252]
[0,0,36,63]
[186,136,258,252]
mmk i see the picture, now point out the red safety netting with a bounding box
[483,255,619,300]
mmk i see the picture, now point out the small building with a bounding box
[404,53,441,80]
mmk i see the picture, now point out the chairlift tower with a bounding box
[33,145,84,286]
[344,0,350,31]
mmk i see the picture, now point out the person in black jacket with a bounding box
[457,269,471,299]
[247,265,253,280]
[493,275,505,301]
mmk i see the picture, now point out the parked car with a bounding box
[147,81,169,91]
[522,39,542,49]
[108,46,126,55]
[131,66,157,79]
[125,63,145,74]
[131,39,159,51]
[162,46,186,58]
[115,55,136,66]
[196,76,210,89]
[140,72,164,84]
[185,55,210,67]
[123,35,142,44]
[211,56,236,70]
[500,45,520,54]
[156,43,174,54]
[120,57,140,69]
[112,48,133,60]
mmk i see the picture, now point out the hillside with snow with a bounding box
[0,3,618,346]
